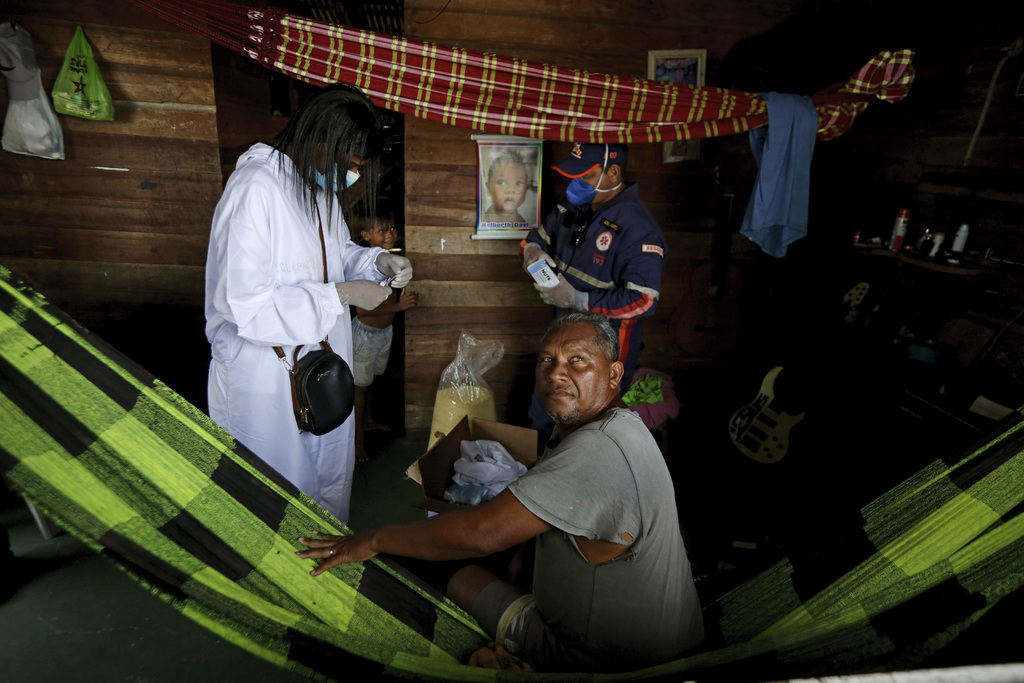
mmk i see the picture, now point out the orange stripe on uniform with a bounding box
[617,318,636,364]
[593,293,656,320]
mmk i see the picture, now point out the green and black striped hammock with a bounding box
[2,264,1024,680]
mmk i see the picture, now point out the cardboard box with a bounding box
[405,415,538,513]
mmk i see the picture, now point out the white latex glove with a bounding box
[522,243,556,273]
[336,280,392,310]
[536,273,589,310]
[375,252,413,288]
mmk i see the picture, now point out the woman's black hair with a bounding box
[271,83,385,228]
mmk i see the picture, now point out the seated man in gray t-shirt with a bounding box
[490,404,703,671]
[298,310,704,672]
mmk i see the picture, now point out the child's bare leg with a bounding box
[363,384,391,432]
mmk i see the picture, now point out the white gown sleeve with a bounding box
[336,216,386,283]
[211,180,344,347]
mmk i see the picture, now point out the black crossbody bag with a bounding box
[273,207,354,435]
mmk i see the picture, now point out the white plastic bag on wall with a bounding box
[0,21,65,160]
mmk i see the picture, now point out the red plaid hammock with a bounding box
[125,0,914,143]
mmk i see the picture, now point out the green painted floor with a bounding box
[0,429,430,683]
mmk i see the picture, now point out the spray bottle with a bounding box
[888,208,911,252]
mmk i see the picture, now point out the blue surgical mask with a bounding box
[564,144,624,207]
[315,166,361,192]
[566,176,598,206]
[566,158,614,207]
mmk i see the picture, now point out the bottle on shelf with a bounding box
[915,228,933,253]
[889,208,911,252]
[948,224,970,263]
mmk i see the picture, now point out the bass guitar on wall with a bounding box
[728,366,806,464]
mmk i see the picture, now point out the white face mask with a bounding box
[315,166,361,192]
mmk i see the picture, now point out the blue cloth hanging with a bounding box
[739,92,817,258]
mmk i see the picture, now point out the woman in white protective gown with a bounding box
[204,84,413,523]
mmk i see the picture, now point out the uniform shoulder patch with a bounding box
[601,219,621,232]
[642,244,665,257]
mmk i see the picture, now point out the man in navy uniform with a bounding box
[522,142,667,442]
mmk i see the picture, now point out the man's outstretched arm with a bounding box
[297,489,551,576]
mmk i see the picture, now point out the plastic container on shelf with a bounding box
[949,224,970,261]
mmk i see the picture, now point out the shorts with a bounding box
[472,580,538,657]
[473,580,606,671]
[351,317,393,387]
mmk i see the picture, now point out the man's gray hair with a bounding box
[543,311,619,362]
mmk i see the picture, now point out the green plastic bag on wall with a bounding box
[51,26,114,121]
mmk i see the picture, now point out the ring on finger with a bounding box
[329,547,335,557]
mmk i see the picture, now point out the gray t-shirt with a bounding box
[507,408,704,671]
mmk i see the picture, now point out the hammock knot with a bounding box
[813,49,915,140]
[842,49,916,103]
[254,7,287,66]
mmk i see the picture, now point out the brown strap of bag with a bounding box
[274,203,331,415]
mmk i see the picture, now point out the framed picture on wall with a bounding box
[472,134,543,238]
[648,49,707,163]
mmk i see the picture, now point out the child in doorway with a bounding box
[351,212,419,462]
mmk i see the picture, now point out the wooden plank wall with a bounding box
[718,2,1024,395]
[401,0,802,428]
[2,0,1021,426]
[748,4,1024,255]
[0,0,218,319]
[401,0,1024,429]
